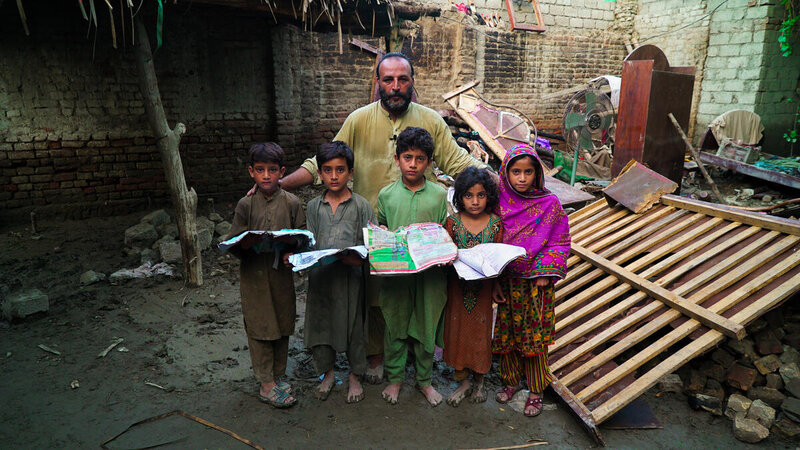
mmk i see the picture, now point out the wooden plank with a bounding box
[550,378,605,446]
[571,244,745,339]
[590,269,800,424]
[571,209,632,243]
[567,198,609,227]
[554,228,774,375]
[441,80,481,102]
[662,194,800,236]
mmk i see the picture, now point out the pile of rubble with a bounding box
[81,209,231,285]
[663,307,800,443]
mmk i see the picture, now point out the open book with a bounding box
[363,222,457,275]
[218,229,315,254]
[453,243,527,281]
[288,246,368,272]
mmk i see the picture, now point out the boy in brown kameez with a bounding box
[226,143,305,408]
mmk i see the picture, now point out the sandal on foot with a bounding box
[259,386,297,409]
[495,385,521,404]
[524,396,543,417]
[365,364,384,385]
[276,381,292,393]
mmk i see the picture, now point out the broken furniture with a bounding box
[612,45,695,186]
[442,80,594,207]
[551,165,800,445]
[698,152,800,190]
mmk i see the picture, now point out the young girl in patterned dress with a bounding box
[443,167,503,407]
[492,143,570,417]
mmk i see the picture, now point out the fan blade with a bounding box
[579,128,593,150]
[585,91,597,112]
[564,112,586,130]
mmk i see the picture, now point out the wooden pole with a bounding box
[668,113,725,204]
[134,18,203,287]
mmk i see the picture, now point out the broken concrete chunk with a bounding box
[781,397,800,423]
[754,354,782,375]
[208,212,224,223]
[197,228,213,251]
[780,362,800,387]
[140,209,171,227]
[159,241,182,264]
[657,373,683,393]
[2,289,49,320]
[196,216,215,236]
[215,221,231,237]
[725,394,752,420]
[124,222,158,248]
[747,399,776,429]
[79,270,106,286]
[748,386,787,409]
[733,415,770,443]
[728,364,758,391]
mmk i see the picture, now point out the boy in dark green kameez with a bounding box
[376,127,448,407]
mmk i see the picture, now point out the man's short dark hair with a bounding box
[376,52,415,78]
[249,142,285,167]
[317,141,354,169]
[396,126,434,159]
[453,167,499,212]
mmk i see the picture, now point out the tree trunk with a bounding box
[133,18,203,287]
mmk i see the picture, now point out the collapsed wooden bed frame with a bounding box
[553,194,800,444]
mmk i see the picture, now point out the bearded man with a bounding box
[277,52,488,384]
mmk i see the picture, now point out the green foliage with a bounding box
[780,0,798,56]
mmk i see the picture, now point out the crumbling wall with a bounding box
[0,2,273,220]
[634,0,710,138]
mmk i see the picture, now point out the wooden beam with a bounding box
[570,243,746,339]
[441,80,481,102]
[662,194,800,236]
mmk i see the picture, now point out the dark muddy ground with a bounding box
[0,186,795,449]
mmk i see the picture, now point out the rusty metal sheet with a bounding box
[546,175,595,207]
[603,160,678,213]
[698,151,800,190]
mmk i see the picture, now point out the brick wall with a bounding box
[0,2,274,221]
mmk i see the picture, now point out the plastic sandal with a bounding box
[259,386,297,409]
[495,385,521,404]
[524,395,543,417]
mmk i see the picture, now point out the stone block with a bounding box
[728,364,758,391]
[726,394,753,420]
[124,222,158,248]
[782,397,800,423]
[158,223,179,240]
[712,348,736,369]
[198,228,213,251]
[689,393,723,416]
[141,209,171,227]
[79,270,106,286]
[747,399,776,429]
[2,289,49,319]
[754,354,782,375]
[780,362,800,387]
[196,216,215,236]
[772,415,800,439]
[215,221,232,237]
[784,346,800,367]
[685,369,707,394]
[658,373,683,394]
[208,212,224,222]
[159,241,182,264]
[704,379,726,403]
[766,373,784,390]
[748,386,787,409]
[726,338,758,363]
[733,415,769,443]
[140,249,159,265]
[755,329,783,355]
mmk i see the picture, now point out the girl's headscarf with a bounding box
[497,143,570,279]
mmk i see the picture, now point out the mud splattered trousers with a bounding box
[247,336,289,384]
[384,336,434,387]
[312,343,367,376]
[498,350,552,393]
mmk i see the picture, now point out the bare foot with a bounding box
[366,354,384,385]
[420,385,443,407]
[446,379,472,407]
[382,383,401,405]
[346,373,365,404]
[470,375,487,403]
[315,370,335,401]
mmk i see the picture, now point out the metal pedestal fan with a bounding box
[562,88,616,185]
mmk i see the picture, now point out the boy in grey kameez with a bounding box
[288,142,375,403]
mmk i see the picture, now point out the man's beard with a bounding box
[379,86,412,115]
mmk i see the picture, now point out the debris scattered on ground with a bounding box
[37,344,61,356]
[98,338,124,358]
[109,262,175,284]
[2,289,49,320]
[80,270,106,286]
[70,380,80,389]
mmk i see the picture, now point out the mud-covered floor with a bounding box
[0,192,796,449]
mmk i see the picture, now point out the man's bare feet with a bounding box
[315,370,335,401]
[346,373,365,404]
[382,383,401,405]
[366,354,384,385]
[420,384,443,407]
[470,375,487,403]
[446,379,472,407]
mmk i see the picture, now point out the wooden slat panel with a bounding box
[662,194,800,236]
[589,269,800,423]
[568,200,618,234]
[552,226,769,371]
